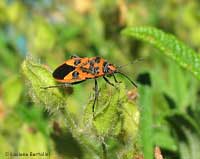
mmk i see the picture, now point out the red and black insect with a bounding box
[42,55,137,113]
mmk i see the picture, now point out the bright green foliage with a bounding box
[84,83,139,137]
[122,26,200,159]
[122,27,200,80]
[1,1,200,159]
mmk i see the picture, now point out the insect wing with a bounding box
[61,67,87,84]
[53,63,75,81]
[65,57,89,67]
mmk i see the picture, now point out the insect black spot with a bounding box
[89,65,92,70]
[72,71,79,79]
[89,65,95,74]
[53,64,75,79]
[95,57,101,63]
[89,59,95,66]
[74,59,81,65]
[94,67,99,74]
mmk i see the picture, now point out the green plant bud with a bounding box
[21,59,66,113]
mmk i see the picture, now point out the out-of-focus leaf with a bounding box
[57,25,81,43]
[51,130,83,159]
[18,125,48,153]
[0,135,13,155]
[168,61,191,111]
[27,18,55,55]
[0,31,19,71]
[2,110,22,134]
[184,128,200,159]
[167,109,200,159]
[17,105,49,136]
[0,1,25,24]
[179,127,200,159]
[154,128,177,151]
[179,141,190,159]
[2,75,23,107]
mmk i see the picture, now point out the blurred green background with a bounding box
[0,0,200,159]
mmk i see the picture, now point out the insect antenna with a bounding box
[116,58,144,69]
[116,71,137,88]
[114,58,144,87]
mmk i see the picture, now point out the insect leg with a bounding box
[92,79,99,114]
[113,74,121,83]
[103,76,115,87]
[40,83,72,89]
[117,72,137,88]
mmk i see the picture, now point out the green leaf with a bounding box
[21,59,81,141]
[84,83,139,137]
[122,27,200,80]
[21,58,66,113]
[92,85,126,137]
[83,83,140,158]
[154,128,177,152]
